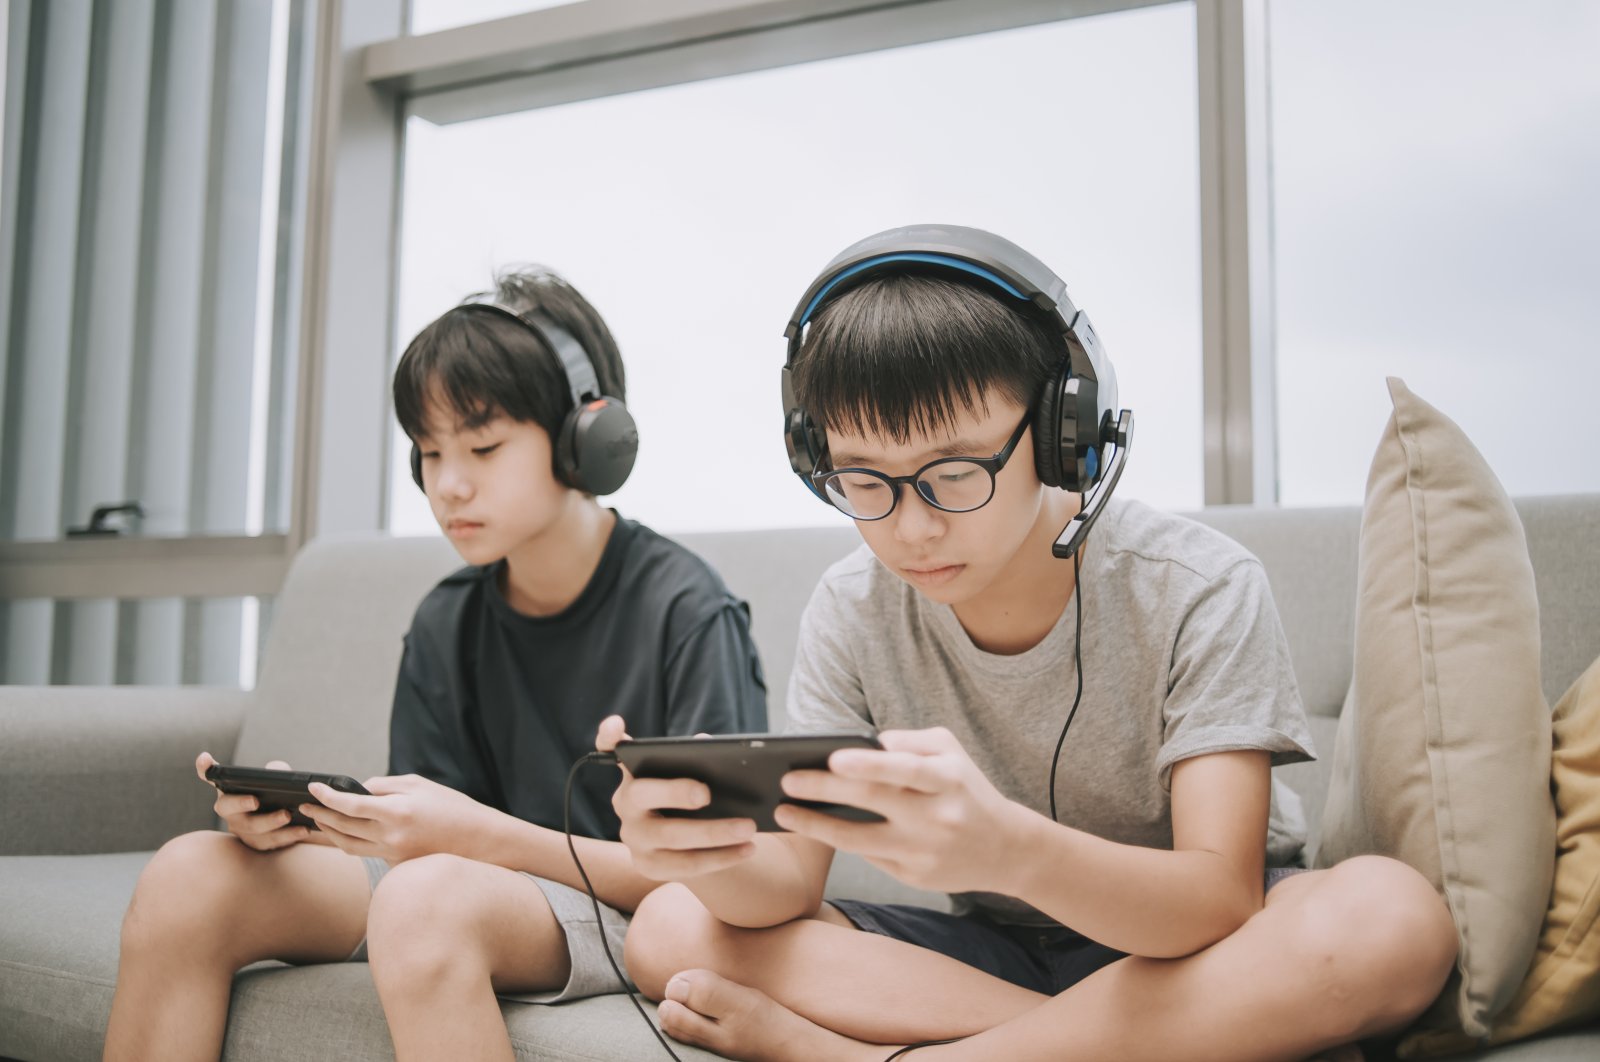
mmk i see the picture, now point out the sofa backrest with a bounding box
[1194,494,1600,719]
[237,496,1599,796]
[236,534,463,778]
[1192,494,1599,841]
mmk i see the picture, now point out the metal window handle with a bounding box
[66,501,146,537]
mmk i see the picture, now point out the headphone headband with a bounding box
[459,301,601,407]
[785,225,1115,424]
[796,253,1030,329]
[786,227,1074,346]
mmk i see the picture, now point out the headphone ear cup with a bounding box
[559,398,638,495]
[410,443,425,492]
[1032,361,1068,489]
[554,410,582,491]
[785,409,833,502]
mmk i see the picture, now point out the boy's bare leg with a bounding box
[366,853,578,1062]
[632,856,1457,1062]
[104,831,372,1062]
[627,884,1048,1045]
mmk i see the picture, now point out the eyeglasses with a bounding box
[813,413,1032,521]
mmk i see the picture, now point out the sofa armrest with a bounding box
[0,686,251,855]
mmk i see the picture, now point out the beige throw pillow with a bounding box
[1314,378,1554,1042]
[1406,655,1600,1055]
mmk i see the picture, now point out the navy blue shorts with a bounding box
[829,901,1125,996]
[831,868,1309,997]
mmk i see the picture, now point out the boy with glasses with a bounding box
[104,269,766,1062]
[599,227,1458,1061]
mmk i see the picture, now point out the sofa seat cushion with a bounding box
[0,851,726,1062]
[222,965,724,1062]
[0,852,145,1062]
[1444,1027,1600,1061]
[0,814,1594,1062]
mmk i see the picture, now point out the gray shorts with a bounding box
[347,856,634,1004]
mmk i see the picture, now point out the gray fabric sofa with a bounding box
[3,496,1597,1062]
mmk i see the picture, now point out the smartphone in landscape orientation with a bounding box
[203,764,370,829]
[613,732,885,832]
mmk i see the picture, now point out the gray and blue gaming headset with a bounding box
[781,224,1133,558]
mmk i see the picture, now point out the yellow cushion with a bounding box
[1314,378,1555,1041]
[1405,656,1600,1054]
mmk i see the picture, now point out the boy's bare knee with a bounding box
[122,831,251,960]
[1304,856,1459,1036]
[1342,857,1457,1024]
[367,854,488,991]
[625,883,729,999]
[368,853,477,944]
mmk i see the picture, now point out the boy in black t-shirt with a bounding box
[104,269,766,1062]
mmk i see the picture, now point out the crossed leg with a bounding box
[625,856,1457,1062]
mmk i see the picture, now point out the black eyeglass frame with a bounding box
[812,412,1033,521]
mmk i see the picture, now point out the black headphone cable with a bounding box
[881,1037,965,1059]
[1048,542,1085,823]
[565,752,685,1062]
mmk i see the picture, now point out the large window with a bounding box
[13,0,1594,687]
[1270,0,1600,505]
[389,2,1202,535]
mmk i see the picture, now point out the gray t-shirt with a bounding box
[785,498,1316,927]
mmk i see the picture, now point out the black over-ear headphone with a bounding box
[781,224,1133,559]
[410,302,638,497]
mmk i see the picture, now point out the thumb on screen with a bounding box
[596,715,630,753]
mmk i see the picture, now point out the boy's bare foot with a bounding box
[657,969,895,1062]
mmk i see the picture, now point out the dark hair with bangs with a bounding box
[392,266,626,444]
[791,272,1064,445]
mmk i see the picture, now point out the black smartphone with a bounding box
[203,764,371,830]
[613,732,886,832]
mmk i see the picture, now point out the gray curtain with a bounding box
[0,0,313,684]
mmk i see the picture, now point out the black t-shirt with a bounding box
[388,514,767,840]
